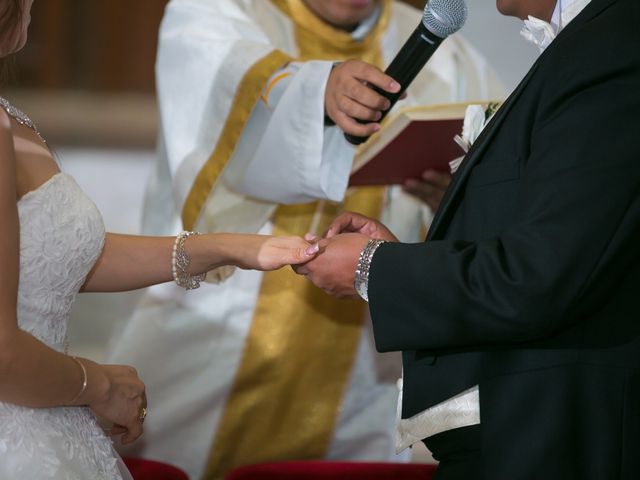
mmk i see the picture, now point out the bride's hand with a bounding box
[86,364,146,445]
[233,235,319,271]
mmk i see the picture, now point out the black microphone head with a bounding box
[422,0,468,39]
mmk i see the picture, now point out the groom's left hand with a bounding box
[293,233,369,299]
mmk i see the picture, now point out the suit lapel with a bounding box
[426,62,538,240]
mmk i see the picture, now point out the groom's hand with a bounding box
[293,233,369,299]
[324,212,399,242]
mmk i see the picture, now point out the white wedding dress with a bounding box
[0,99,133,479]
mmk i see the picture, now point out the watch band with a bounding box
[354,239,386,302]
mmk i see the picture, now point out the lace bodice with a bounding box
[17,173,106,351]
[0,99,130,479]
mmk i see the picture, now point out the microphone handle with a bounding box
[345,23,443,145]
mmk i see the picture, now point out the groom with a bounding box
[295,0,640,478]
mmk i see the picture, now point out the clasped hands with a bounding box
[293,212,399,299]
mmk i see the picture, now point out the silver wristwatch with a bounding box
[354,239,386,302]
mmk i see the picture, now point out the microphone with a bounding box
[345,0,468,145]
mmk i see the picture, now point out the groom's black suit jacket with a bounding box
[368,0,640,477]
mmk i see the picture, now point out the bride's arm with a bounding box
[81,232,316,293]
[0,114,144,444]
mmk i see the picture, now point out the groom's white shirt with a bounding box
[396,0,592,454]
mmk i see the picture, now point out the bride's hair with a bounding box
[0,0,24,85]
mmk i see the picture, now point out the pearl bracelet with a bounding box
[354,239,386,302]
[172,231,206,290]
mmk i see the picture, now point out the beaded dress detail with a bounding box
[0,97,132,479]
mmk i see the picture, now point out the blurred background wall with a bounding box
[10,0,164,147]
[20,1,162,92]
[5,0,538,422]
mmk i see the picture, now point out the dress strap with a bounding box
[0,95,46,143]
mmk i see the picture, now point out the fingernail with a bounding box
[390,80,401,91]
[372,124,381,132]
[305,243,319,255]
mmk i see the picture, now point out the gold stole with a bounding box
[204,1,391,478]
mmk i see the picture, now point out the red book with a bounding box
[349,102,471,187]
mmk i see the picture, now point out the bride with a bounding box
[0,1,317,478]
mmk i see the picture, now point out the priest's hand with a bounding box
[325,60,402,137]
[293,233,370,299]
[321,211,399,242]
[403,169,452,212]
